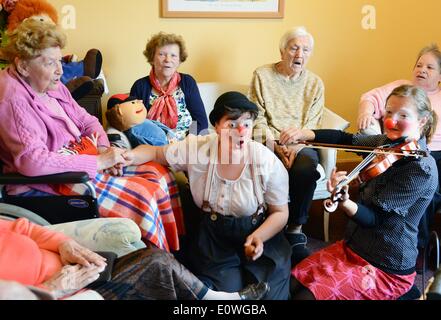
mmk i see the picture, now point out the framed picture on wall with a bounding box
[161,0,285,19]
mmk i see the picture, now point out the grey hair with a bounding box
[415,43,441,72]
[279,26,314,52]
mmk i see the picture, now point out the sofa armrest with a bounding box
[46,218,146,257]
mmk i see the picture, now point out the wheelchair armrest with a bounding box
[0,172,90,185]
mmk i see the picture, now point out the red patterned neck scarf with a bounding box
[147,69,181,129]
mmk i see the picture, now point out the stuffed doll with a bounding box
[0,0,102,100]
[106,94,176,148]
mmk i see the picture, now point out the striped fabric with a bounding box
[60,162,184,252]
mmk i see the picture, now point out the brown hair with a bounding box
[386,84,438,143]
[1,19,65,62]
[106,106,126,132]
[143,32,188,65]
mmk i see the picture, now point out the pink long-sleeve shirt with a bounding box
[0,67,110,194]
[0,218,69,286]
[360,79,441,151]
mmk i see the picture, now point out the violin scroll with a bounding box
[324,198,339,213]
[323,185,349,213]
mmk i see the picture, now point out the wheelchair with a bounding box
[0,167,99,225]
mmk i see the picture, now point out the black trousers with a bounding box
[187,212,291,300]
[287,148,321,226]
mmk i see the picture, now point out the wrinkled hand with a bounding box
[244,235,264,261]
[283,144,305,169]
[326,168,350,203]
[121,150,136,167]
[97,147,126,171]
[58,239,107,268]
[279,128,314,145]
[43,264,104,299]
[273,143,289,166]
[357,112,375,130]
[104,163,124,177]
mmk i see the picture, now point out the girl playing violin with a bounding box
[280,84,438,300]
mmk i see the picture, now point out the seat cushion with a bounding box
[46,218,146,257]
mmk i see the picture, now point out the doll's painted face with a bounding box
[117,100,147,129]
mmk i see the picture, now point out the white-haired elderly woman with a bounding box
[249,26,324,265]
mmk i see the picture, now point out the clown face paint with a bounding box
[383,96,424,142]
[215,113,254,154]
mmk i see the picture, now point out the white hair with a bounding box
[279,26,314,52]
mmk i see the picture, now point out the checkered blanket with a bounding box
[59,162,184,252]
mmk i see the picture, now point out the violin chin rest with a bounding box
[324,199,338,213]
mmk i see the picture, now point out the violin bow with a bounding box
[276,140,428,158]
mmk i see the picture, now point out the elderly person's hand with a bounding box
[273,143,289,166]
[357,112,376,130]
[42,264,104,299]
[97,147,126,172]
[279,127,315,145]
[283,144,305,170]
[58,239,107,268]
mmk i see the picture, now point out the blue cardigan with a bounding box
[130,73,208,134]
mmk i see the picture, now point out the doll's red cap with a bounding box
[107,94,138,109]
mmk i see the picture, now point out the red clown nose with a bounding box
[384,118,397,130]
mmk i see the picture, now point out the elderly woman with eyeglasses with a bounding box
[249,26,325,265]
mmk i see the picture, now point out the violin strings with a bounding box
[336,152,376,189]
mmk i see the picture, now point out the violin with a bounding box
[314,140,426,213]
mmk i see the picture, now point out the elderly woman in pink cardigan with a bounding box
[0,19,181,251]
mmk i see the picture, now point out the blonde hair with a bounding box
[1,19,66,62]
[143,32,188,64]
[386,85,438,143]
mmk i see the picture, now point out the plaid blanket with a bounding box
[60,162,184,252]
